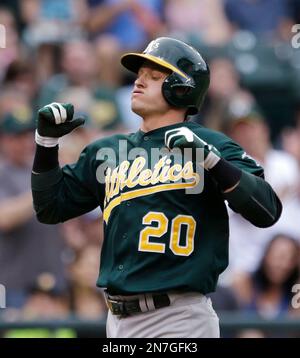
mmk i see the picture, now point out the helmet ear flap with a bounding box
[172,84,194,97]
[162,73,196,110]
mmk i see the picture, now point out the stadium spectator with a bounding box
[68,244,107,320]
[282,104,300,166]
[201,57,243,131]
[0,7,21,81]
[2,60,38,108]
[164,0,231,45]
[38,40,122,130]
[85,0,165,50]
[232,234,300,319]
[219,93,300,285]
[224,0,294,41]
[20,0,88,47]
[94,35,123,89]
[21,273,71,320]
[0,110,67,308]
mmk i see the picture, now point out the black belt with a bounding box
[105,292,171,316]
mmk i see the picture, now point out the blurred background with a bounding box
[0,0,300,338]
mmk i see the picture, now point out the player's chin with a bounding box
[131,99,145,116]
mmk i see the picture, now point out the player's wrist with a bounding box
[32,143,59,173]
[35,130,59,148]
[203,149,221,170]
[209,158,242,191]
[201,144,221,170]
[192,135,221,170]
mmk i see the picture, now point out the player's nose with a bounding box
[134,73,147,88]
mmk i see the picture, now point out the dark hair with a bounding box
[3,60,33,83]
[253,234,300,297]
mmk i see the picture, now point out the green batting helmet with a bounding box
[121,37,210,115]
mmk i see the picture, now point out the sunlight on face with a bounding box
[131,61,171,118]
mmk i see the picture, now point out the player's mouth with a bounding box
[132,89,144,96]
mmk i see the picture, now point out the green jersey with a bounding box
[32,122,280,295]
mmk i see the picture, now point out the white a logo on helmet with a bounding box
[144,40,159,54]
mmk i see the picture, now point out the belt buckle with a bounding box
[106,297,128,316]
[106,298,115,313]
[105,291,117,314]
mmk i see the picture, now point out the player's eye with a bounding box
[151,72,162,80]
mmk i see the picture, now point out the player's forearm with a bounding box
[207,157,282,227]
[203,140,282,228]
[208,157,242,192]
[31,145,98,224]
[32,144,59,173]
[223,170,282,228]
[31,163,64,225]
[0,192,34,232]
[32,164,98,225]
[32,143,68,224]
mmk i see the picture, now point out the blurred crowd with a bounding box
[0,0,300,338]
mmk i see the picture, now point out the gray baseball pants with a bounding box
[106,291,220,338]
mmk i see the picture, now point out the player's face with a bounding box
[131,62,171,118]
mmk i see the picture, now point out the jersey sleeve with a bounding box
[216,138,282,227]
[196,130,282,228]
[218,139,264,178]
[31,144,104,224]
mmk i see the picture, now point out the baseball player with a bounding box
[31,37,282,338]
